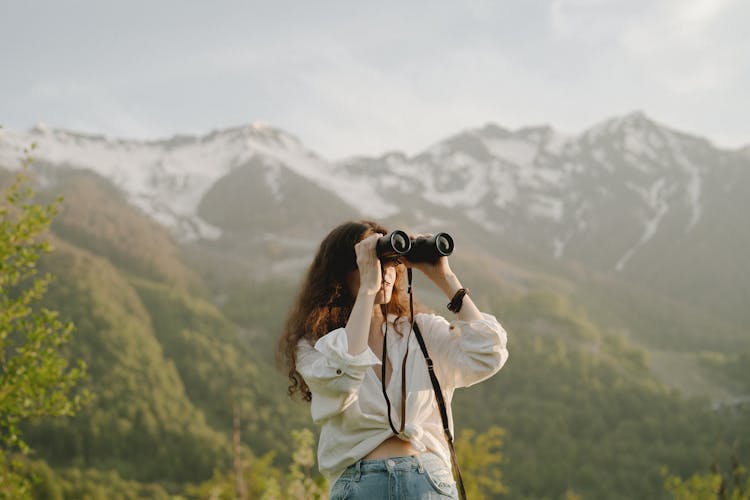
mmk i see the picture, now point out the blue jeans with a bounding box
[330,452,458,499]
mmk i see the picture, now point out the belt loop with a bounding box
[354,459,362,482]
[416,454,424,474]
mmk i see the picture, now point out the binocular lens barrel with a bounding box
[434,233,454,255]
[376,230,412,261]
[375,230,454,264]
[391,232,410,253]
[409,232,454,263]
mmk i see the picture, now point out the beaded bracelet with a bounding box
[447,288,469,313]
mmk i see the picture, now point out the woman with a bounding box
[278,220,509,499]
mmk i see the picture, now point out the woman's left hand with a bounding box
[405,233,454,281]
[406,233,483,320]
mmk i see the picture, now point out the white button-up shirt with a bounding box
[295,312,509,488]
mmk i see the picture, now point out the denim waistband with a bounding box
[340,453,442,480]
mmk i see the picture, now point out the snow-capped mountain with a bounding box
[336,112,750,328]
[0,122,397,241]
[1,112,748,327]
[338,111,740,266]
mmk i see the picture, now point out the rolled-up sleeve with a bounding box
[296,328,381,422]
[417,312,509,389]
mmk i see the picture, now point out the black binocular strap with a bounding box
[411,320,467,500]
[380,329,401,436]
[378,267,467,499]
[380,268,403,437]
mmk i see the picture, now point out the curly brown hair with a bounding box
[277,220,419,402]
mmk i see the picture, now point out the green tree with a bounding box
[456,426,507,499]
[283,428,327,499]
[185,427,327,499]
[664,462,750,500]
[0,153,89,498]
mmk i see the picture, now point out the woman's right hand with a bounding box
[354,233,383,296]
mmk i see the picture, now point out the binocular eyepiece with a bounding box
[376,230,454,264]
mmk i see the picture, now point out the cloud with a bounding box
[549,0,748,95]
[620,0,746,92]
[25,78,164,138]
[549,0,637,42]
[282,42,549,159]
[2,1,747,155]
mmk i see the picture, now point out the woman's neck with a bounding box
[371,302,385,319]
[370,305,386,332]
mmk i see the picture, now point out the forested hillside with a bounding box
[6,177,739,498]
[1,115,748,499]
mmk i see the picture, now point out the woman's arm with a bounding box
[416,312,508,388]
[407,236,508,388]
[344,233,383,355]
[296,333,380,423]
[429,271,483,322]
[406,234,481,321]
[295,233,386,422]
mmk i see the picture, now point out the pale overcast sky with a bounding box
[1,0,748,159]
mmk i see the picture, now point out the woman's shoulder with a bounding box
[412,312,450,330]
[295,335,316,355]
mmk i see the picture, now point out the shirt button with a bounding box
[336,369,342,375]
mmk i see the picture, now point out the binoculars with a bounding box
[376,230,454,264]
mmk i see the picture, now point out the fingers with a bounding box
[354,233,384,296]
[357,233,382,248]
[354,233,384,272]
[355,233,382,259]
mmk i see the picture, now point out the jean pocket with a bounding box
[330,476,353,500]
[419,454,457,497]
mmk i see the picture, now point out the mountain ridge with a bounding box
[2,112,748,329]
[2,115,748,498]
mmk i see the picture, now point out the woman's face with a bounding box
[346,260,399,305]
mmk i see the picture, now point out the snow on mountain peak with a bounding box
[0,123,397,241]
[584,110,653,142]
[0,113,736,271]
[477,123,512,139]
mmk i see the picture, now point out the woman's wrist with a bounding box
[433,272,462,298]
